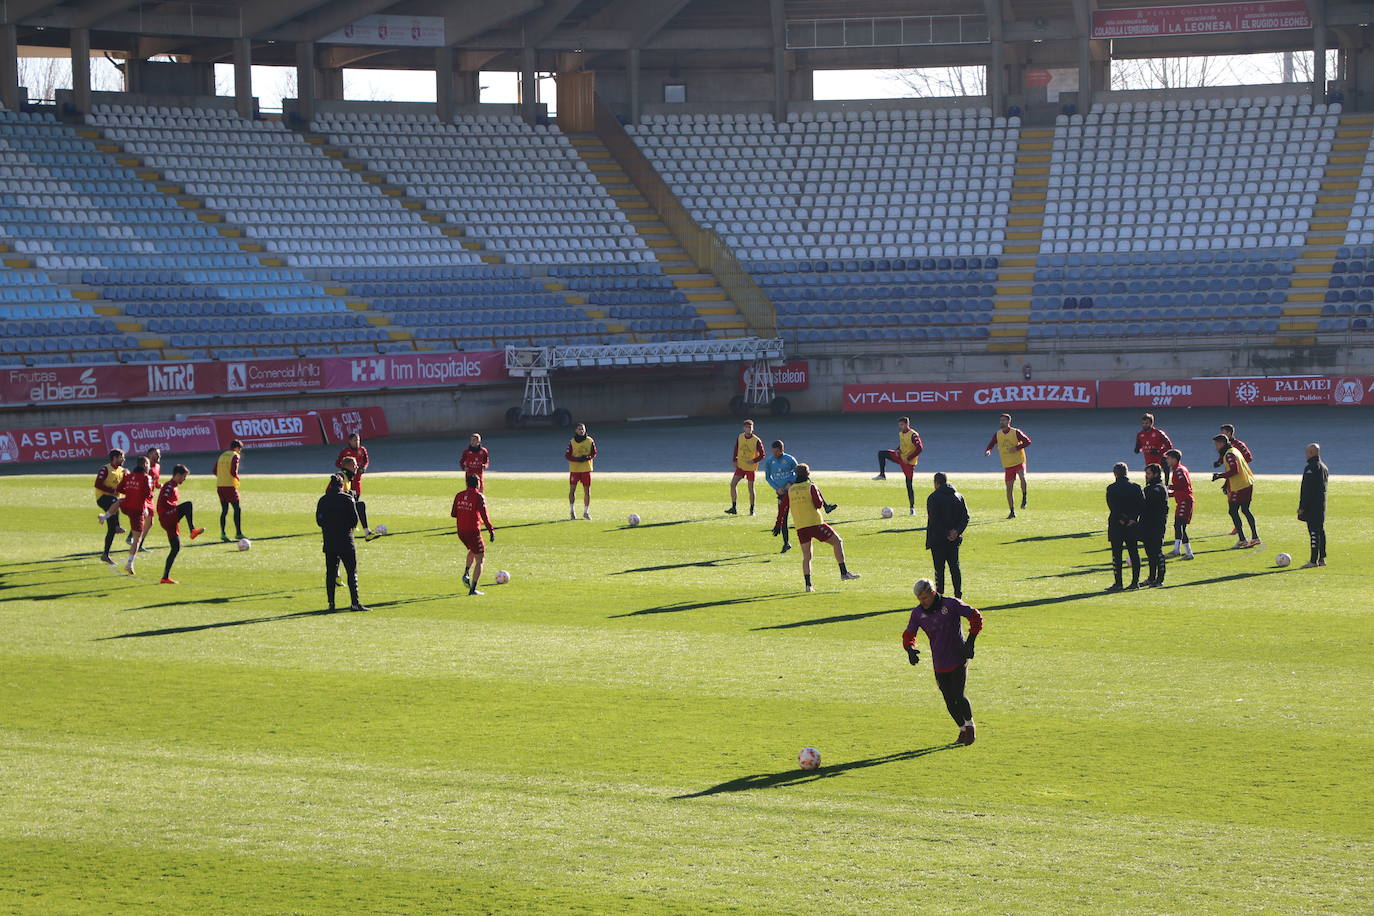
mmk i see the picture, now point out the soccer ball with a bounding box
[881,506,894,519]
[628,513,641,527]
[1275,552,1291,567]
[798,747,821,771]
[374,524,388,536]
[237,538,251,551]
[494,570,510,585]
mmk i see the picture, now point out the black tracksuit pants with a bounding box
[929,542,962,597]
[934,664,972,725]
[325,540,359,608]
[1306,516,1326,563]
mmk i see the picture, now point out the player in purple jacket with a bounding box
[902,578,984,746]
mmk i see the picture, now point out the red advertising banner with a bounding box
[843,381,1097,412]
[197,411,326,449]
[1229,376,1374,407]
[1091,0,1310,39]
[0,423,107,463]
[0,351,508,408]
[102,418,220,455]
[1097,378,1231,408]
[738,361,810,392]
[317,407,391,444]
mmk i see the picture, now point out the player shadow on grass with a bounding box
[611,553,774,576]
[752,606,910,630]
[674,744,958,798]
[124,587,316,610]
[980,568,1287,611]
[98,604,373,640]
[615,516,719,530]
[612,592,792,618]
[1004,529,1104,544]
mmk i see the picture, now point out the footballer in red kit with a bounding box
[451,473,495,595]
[1133,414,1173,469]
[115,456,156,575]
[335,433,370,495]
[156,464,204,583]
[460,433,490,491]
[1163,448,1194,560]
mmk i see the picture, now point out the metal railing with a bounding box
[786,16,990,50]
[593,95,778,339]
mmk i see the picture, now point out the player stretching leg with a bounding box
[93,448,127,564]
[452,473,496,596]
[127,447,161,552]
[903,578,983,746]
[1213,434,1259,548]
[984,413,1031,518]
[1214,424,1253,535]
[787,463,859,592]
[115,456,155,575]
[726,419,765,515]
[460,433,490,492]
[1164,449,1194,560]
[565,423,596,520]
[156,464,205,584]
[761,439,798,554]
[335,433,370,495]
[873,416,924,516]
[214,440,246,542]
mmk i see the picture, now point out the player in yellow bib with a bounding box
[565,422,596,520]
[92,448,127,564]
[726,419,765,516]
[214,439,245,542]
[984,413,1032,518]
[872,416,924,515]
[787,463,861,592]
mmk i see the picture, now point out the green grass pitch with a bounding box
[1,470,1370,914]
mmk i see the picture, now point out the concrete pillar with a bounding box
[1312,0,1328,105]
[519,45,537,123]
[988,42,1006,115]
[454,69,479,104]
[0,25,19,112]
[71,28,91,115]
[769,0,787,122]
[627,48,641,125]
[1077,37,1094,109]
[789,67,813,102]
[436,45,454,121]
[233,37,253,118]
[295,41,317,125]
[319,67,344,101]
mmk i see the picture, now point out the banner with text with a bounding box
[843,381,1097,412]
[0,351,507,408]
[1097,378,1232,408]
[317,407,391,444]
[197,411,326,449]
[1229,375,1374,407]
[102,419,220,455]
[1091,0,1310,39]
[738,361,810,392]
[0,424,108,463]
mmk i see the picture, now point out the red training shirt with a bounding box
[1134,428,1173,465]
[336,445,370,474]
[460,446,490,475]
[1168,464,1193,501]
[117,471,154,516]
[451,487,493,532]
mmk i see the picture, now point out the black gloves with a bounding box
[488,529,496,542]
[824,503,838,514]
[964,633,978,659]
[906,646,920,666]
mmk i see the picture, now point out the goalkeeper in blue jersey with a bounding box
[761,440,798,554]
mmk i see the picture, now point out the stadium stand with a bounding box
[629,106,1014,345]
[1027,95,1338,341]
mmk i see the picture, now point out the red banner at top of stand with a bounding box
[1091,0,1310,39]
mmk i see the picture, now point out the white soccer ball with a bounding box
[494,570,510,585]
[237,538,251,551]
[881,506,894,519]
[1275,552,1291,567]
[798,747,821,771]
[628,513,641,527]
[374,524,388,536]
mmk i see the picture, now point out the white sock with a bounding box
[1173,539,1181,552]
[963,719,974,727]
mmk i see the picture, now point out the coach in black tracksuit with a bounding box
[925,472,970,598]
[1298,444,1329,568]
[1106,462,1145,592]
[316,474,368,612]
[1141,464,1170,587]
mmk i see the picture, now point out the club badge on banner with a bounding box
[1229,376,1374,406]
[102,419,220,455]
[317,407,391,444]
[0,424,107,462]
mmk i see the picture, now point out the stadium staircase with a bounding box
[987,127,1054,354]
[567,134,749,337]
[71,122,411,356]
[1280,111,1374,346]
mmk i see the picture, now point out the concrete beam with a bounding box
[446,0,541,47]
[233,36,252,118]
[584,0,694,47]
[239,0,333,39]
[70,26,90,113]
[319,45,395,68]
[291,0,407,44]
[296,40,317,123]
[0,0,63,24]
[69,0,142,29]
[435,44,453,120]
[522,0,584,46]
